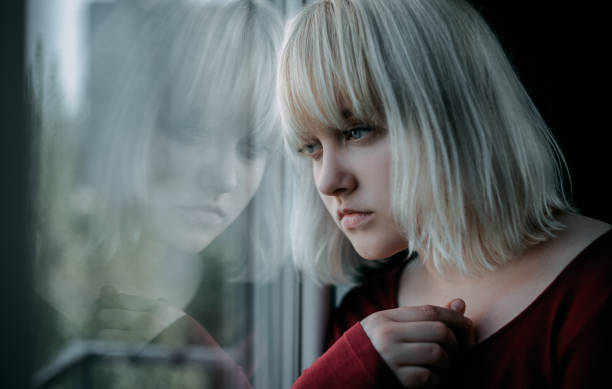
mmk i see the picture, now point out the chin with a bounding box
[350,235,408,261]
[156,228,218,255]
[175,239,212,254]
[352,244,398,261]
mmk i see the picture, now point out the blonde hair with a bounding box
[278,0,574,284]
[36,0,285,278]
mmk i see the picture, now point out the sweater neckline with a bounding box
[389,228,612,348]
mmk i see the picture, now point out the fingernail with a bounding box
[449,298,465,314]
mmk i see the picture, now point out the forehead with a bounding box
[157,86,280,148]
[161,66,254,118]
[156,100,249,143]
[300,108,360,136]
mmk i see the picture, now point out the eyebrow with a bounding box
[341,109,354,119]
[339,109,369,129]
[300,109,363,140]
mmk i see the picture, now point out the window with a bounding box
[27,1,317,388]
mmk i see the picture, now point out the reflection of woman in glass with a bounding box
[34,0,283,378]
[279,0,612,388]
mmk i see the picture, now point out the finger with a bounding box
[396,321,459,351]
[446,298,466,315]
[98,293,159,311]
[395,366,439,388]
[387,342,450,371]
[386,305,472,330]
[464,323,477,348]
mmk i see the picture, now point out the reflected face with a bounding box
[300,120,408,260]
[146,107,268,254]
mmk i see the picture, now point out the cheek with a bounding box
[245,158,266,195]
[365,141,392,204]
[317,191,335,219]
[233,158,266,201]
[149,139,200,186]
[149,144,180,187]
[310,165,335,218]
[312,162,327,201]
[310,163,320,187]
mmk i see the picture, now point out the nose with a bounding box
[314,146,357,197]
[197,148,238,196]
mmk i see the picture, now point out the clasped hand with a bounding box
[90,285,186,344]
[361,299,475,388]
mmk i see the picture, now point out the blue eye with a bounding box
[298,142,322,157]
[237,135,271,161]
[343,126,372,141]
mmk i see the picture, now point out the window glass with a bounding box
[28,1,298,387]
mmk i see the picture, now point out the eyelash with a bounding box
[237,138,271,161]
[341,126,373,141]
[160,126,270,161]
[298,126,378,159]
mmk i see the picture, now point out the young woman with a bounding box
[33,0,283,386]
[278,0,612,387]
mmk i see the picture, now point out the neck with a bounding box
[413,237,545,294]
[412,213,604,292]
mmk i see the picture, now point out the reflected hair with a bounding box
[278,0,574,284]
[57,0,285,277]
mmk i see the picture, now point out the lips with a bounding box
[338,208,374,229]
[180,204,226,216]
[178,205,226,226]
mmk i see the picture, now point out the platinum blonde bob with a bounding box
[36,0,285,280]
[277,0,574,284]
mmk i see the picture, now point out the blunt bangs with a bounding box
[165,1,282,143]
[278,0,384,153]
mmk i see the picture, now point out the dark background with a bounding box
[1,1,33,388]
[1,1,609,387]
[470,1,610,223]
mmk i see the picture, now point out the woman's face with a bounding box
[302,119,408,259]
[145,106,268,254]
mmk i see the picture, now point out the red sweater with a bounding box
[293,229,612,389]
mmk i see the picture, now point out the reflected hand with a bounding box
[360,299,473,388]
[91,285,186,344]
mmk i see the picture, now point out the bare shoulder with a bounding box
[551,213,611,261]
[469,214,612,341]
